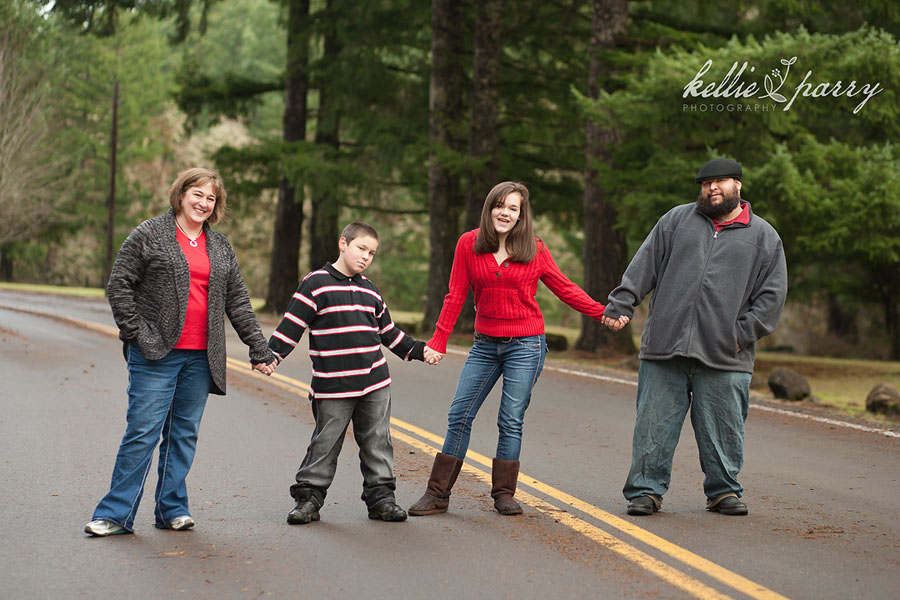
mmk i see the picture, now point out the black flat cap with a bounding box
[695,158,742,183]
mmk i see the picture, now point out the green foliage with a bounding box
[5,10,179,285]
[593,26,900,242]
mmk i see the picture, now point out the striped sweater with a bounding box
[427,229,606,353]
[269,263,425,399]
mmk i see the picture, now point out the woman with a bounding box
[409,181,610,517]
[84,167,275,536]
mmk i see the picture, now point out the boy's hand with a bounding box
[253,360,277,376]
[423,345,443,365]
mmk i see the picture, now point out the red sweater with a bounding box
[174,228,210,350]
[427,230,605,353]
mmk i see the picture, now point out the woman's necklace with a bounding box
[175,218,202,247]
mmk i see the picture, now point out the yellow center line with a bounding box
[225,360,789,600]
[391,429,734,600]
[11,307,786,600]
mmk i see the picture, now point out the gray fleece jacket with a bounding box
[604,201,787,373]
[107,209,274,395]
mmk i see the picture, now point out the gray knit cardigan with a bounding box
[107,209,274,395]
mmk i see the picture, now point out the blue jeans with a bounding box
[442,334,547,461]
[291,386,396,509]
[623,357,751,501]
[92,345,211,531]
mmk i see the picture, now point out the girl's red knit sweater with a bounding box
[427,229,606,353]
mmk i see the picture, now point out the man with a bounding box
[602,158,787,517]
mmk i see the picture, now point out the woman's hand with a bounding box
[253,360,277,376]
[423,345,443,365]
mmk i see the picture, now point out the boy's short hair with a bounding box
[340,221,379,243]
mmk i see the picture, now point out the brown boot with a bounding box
[491,458,523,515]
[408,452,463,516]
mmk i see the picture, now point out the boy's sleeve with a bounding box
[268,278,317,363]
[376,301,425,362]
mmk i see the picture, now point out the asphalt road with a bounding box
[1,289,898,600]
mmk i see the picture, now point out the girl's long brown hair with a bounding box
[474,181,537,263]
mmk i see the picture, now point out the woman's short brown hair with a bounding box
[168,167,227,226]
[475,181,537,263]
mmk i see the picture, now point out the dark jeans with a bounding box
[290,385,396,508]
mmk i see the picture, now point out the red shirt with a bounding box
[174,228,210,350]
[713,202,750,231]
[427,230,605,353]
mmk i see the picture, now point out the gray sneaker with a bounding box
[84,519,129,536]
[166,516,196,530]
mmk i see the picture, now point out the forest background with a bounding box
[2,0,900,364]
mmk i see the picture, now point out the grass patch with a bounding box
[754,351,900,413]
[0,282,267,312]
[0,282,106,298]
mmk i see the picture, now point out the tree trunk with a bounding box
[309,1,341,271]
[104,78,118,289]
[826,292,858,341]
[264,0,310,314]
[424,0,466,332]
[457,0,503,332]
[465,0,502,232]
[883,278,900,361]
[0,247,12,281]
[576,0,634,354]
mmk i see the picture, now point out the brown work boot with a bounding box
[408,452,464,516]
[491,458,523,515]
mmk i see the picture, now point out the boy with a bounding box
[268,222,438,524]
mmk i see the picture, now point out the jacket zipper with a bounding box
[685,224,718,353]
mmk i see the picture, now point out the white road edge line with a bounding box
[4,304,896,441]
[447,347,900,439]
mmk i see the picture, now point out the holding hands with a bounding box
[423,345,443,365]
[253,360,277,376]
[601,314,630,332]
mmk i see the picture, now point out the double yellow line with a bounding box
[227,358,789,600]
[0,304,787,600]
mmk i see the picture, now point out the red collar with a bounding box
[713,202,750,230]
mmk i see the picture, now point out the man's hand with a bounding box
[601,315,630,332]
[423,345,443,365]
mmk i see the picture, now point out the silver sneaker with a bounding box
[84,519,128,536]
[167,515,195,530]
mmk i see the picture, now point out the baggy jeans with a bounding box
[623,357,751,502]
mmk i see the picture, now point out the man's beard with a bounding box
[696,187,740,219]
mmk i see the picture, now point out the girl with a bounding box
[409,181,608,516]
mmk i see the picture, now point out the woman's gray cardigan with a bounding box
[107,209,274,395]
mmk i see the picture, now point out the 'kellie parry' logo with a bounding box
[683,57,883,114]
